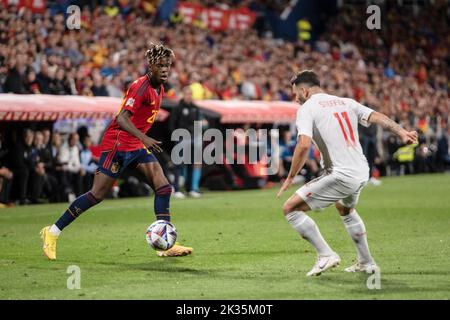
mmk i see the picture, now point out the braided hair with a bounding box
[145,43,175,66]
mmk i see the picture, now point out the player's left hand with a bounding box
[143,136,163,153]
[400,130,418,145]
[277,177,293,198]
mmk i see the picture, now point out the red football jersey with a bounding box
[101,75,164,152]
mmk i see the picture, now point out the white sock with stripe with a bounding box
[285,211,334,256]
[341,210,373,264]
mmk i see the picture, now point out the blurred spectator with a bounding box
[52,68,72,95]
[28,131,47,203]
[169,86,205,198]
[91,75,109,96]
[8,129,34,204]
[437,127,450,170]
[50,131,69,202]
[58,133,83,201]
[26,70,41,94]
[304,146,319,182]
[39,128,61,202]
[226,127,268,189]
[279,129,319,182]
[80,135,98,193]
[279,130,296,178]
[359,109,382,185]
[104,0,120,17]
[414,130,437,174]
[3,54,28,93]
[36,61,52,94]
[0,131,13,207]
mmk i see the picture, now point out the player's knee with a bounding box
[155,184,173,196]
[89,189,106,202]
[282,201,295,215]
[335,202,352,216]
[335,202,344,215]
[151,175,170,191]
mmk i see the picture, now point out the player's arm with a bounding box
[116,109,163,152]
[277,104,314,198]
[287,135,312,180]
[276,135,312,198]
[367,111,418,145]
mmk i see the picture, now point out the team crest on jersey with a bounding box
[125,98,135,107]
[111,162,120,174]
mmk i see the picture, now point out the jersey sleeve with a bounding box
[296,104,314,138]
[121,80,148,114]
[349,99,374,127]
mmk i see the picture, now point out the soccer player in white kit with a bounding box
[277,70,418,276]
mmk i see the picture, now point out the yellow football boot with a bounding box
[40,226,58,260]
[156,242,193,257]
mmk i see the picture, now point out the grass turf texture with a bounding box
[0,174,449,300]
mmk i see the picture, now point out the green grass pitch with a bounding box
[0,174,449,299]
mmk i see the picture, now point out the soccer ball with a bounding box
[145,220,177,251]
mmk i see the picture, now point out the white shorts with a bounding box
[296,171,367,211]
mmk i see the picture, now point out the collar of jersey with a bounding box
[146,73,162,95]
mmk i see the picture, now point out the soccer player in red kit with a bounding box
[40,44,193,259]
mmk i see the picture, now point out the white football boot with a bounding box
[306,253,341,277]
[173,191,186,199]
[344,261,380,274]
[188,191,202,198]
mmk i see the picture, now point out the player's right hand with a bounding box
[143,137,163,153]
[277,177,293,198]
[400,130,418,145]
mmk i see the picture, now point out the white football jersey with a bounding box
[296,93,374,181]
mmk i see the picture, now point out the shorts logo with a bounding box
[306,192,312,198]
[111,162,120,174]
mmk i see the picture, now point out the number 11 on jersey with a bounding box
[334,111,356,147]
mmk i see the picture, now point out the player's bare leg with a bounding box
[91,171,118,199]
[40,172,115,260]
[335,202,379,273]
[137,162,193,257]
[283,194,340,276]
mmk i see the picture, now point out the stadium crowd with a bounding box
[0,127,99,207]
[0,1,449,206]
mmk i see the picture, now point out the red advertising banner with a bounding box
[195,100,298,124]
[177,2,256,31]
[2,0,46,13]
[0,94,170,122]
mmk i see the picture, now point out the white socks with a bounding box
[341,210,373,264]
[285,209,374,264]
[49,224,61,236]
[285,211,334,256]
